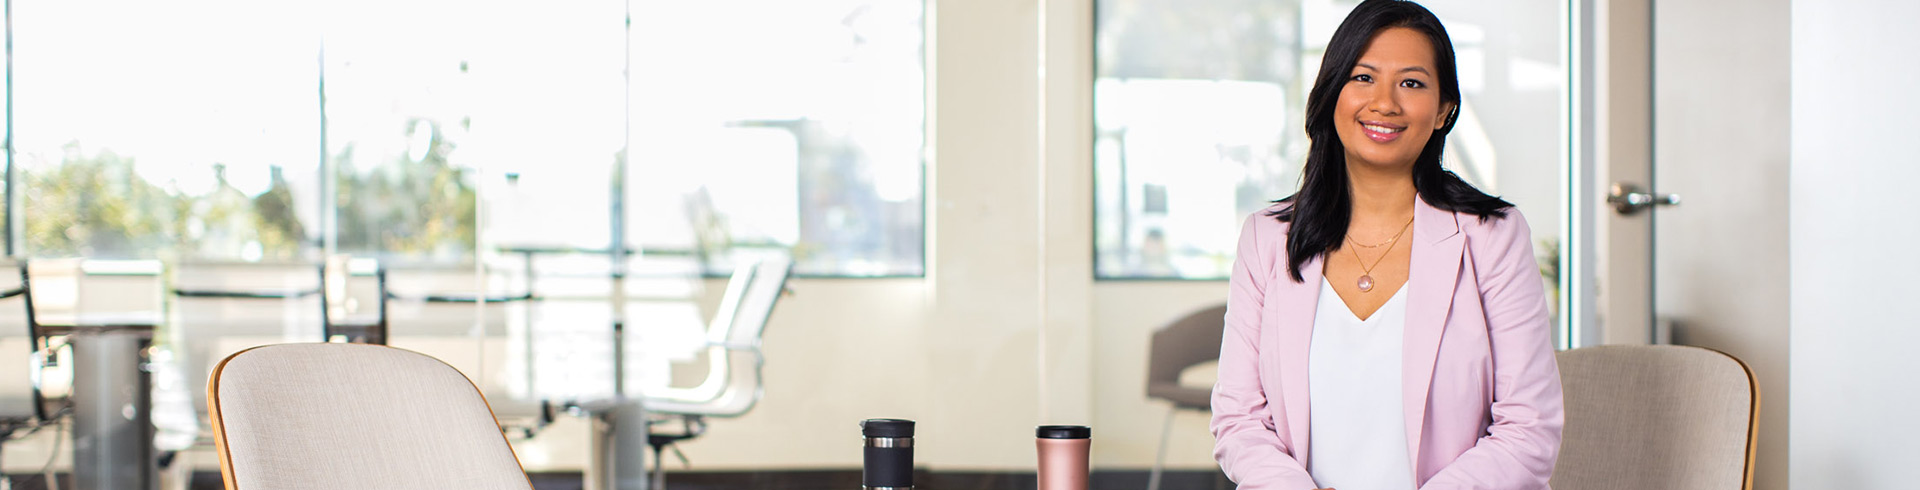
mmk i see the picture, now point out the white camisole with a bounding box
[1307,278,1417,490]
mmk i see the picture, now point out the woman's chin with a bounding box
[1344,151,1420,170]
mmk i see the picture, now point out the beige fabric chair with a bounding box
[1551,345,1758,490]
[208,343,533,490]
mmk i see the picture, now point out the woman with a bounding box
[1209,1,1563,489]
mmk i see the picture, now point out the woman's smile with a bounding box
[1360,120,1405,143]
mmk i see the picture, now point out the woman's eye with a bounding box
[1400,79,1426,88]
[1350,74,1372,83]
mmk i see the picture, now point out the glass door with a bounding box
[1591,0,1785,487]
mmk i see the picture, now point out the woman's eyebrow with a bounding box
[1353,63,1432,76]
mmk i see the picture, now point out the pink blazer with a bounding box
[1210,197,1563,490]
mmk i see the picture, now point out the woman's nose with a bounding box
[1366,84,1401,116]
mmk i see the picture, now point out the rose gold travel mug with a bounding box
[1036,425,1091,490]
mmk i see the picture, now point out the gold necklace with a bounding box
[1346,232,1397,248]
[1346,217,1414,292]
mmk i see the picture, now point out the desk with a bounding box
[41,316,162,490]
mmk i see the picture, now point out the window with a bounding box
[16,0,321,261]
[625,0,927,277]
[11,0,924,279]
[1,0,928,416]
[1094,0,1566,288]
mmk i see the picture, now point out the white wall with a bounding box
[1789,0,1920,487]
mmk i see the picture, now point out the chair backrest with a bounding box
[172,261,329,418]
[725,254,792,348]
[24,258,84,328]
[645,254,792,417]
[1550,345,1757,490]
[0,261,33,424]
[208,343,533,490]
[1145,304,1228,410]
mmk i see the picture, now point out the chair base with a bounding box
[646,415,708,490]
[1148,408,1176,490]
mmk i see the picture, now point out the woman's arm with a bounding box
[1418,212,1565,490]
[1211,213,1319,490]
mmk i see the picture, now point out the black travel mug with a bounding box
[861,418,915,490]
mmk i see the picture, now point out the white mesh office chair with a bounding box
[3,259,90,433]
[0,261,51,480]
[641,254,793,488]
[208,343,535,490]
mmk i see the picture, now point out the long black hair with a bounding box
[1270,0,1511,282]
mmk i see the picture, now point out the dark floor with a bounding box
[7,468,1233,490]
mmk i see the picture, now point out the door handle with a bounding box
[1607,182,1681,216]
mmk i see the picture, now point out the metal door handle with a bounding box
[1607,182,1681,216]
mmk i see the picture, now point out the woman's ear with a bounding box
[1437,102,1457,130]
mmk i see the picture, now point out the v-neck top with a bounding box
[1307,278,1416,490]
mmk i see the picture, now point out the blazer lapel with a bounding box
[1274,254,1322,467]
[1402,197,1464,470]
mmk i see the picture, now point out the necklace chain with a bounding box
[1347,234,1396,248]
[1347,217,1415,277]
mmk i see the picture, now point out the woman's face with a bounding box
[1333,27,1455,171]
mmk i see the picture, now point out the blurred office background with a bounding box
[0,0,1912,489]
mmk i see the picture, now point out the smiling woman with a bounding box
[1209,1,1564,490]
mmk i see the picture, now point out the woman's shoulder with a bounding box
[1234,203,1293,272]
[1453,205,1535,267]
[1239,202,1294,239]
[1454,205,1532,240]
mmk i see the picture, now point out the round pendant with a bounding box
[1356,275,1375,292]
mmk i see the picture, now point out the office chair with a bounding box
[0,261,56,486]
[169,258,393,451]
[1551,344,1758,490]
[207,343,534,490]
[1144,304,1228,490]
[641,254,793,490]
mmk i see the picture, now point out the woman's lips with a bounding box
[1361,122,1404,143]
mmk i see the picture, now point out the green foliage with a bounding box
[25,143,314,260]
[251,167,308,260]
[334,118,478,260]
[24,143,181,258]
[26,117,479,263]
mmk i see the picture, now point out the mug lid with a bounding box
[861,418,916,438]
[1037,425,1091,439]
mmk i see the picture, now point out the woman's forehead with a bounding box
[1354,27,1436,72]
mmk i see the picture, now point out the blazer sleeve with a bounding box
[1211,212,1319,490]
[1419,211,1565,490]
